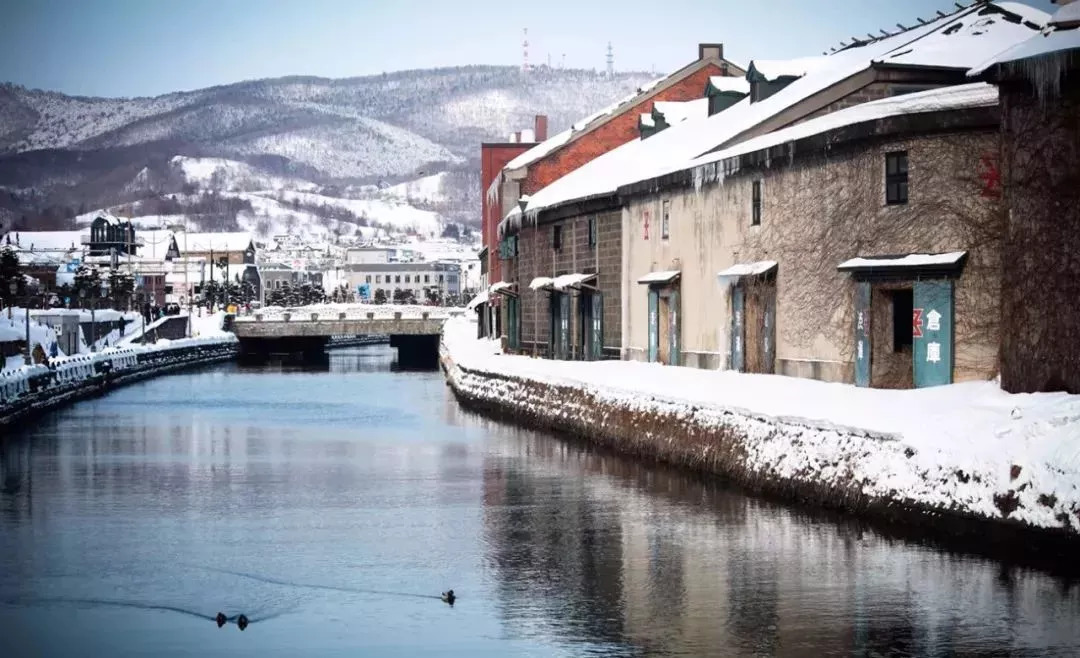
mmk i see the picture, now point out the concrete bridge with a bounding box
[231,305,459,367]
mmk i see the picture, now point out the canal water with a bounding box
[2,345,1078,657]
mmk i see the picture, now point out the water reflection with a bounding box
[0,345,1078,657]
[480,428,1080,657]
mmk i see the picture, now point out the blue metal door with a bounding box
[591,293,603,360]
[648,288,659,363]
[559,293,571,360]
[913,279,953,388]
[854,281,871,387]
[730,286,745,372]
[668,289,680,366]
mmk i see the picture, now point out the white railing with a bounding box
[233,303,463,322]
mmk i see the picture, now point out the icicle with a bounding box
[485,174,502,205]
[787,140,796,167]
[692,165,706,194]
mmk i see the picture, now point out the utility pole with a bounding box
[606,41,614,78]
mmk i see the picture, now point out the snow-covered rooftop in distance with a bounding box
[177,232,252,253]
[875,2,1046,69]
[748,56,828,80]
[653,98,709,124]
[683,83,998,173]
[707,76,750,94]
[837,251,968,271]
[1052,2,1080,27]
[6,231,86,252]
[523,2,1041,218]
[717,260,778,278]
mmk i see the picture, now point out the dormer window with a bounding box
[705,76,750,116]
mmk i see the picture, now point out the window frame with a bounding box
[553,224,563,251]
[661,200,670,240]
[751,180,762,226]
[588,216,597,249]
[885,151,909,205]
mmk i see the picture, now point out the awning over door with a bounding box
[529,276,555,290]
[636,270,681,285]
[553,272,598,291]
[489,281,517,296]
[465,290,489,310]
[837,251,967,280]
[716,260,777,280]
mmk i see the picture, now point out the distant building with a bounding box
[345,247,394,265]
[344,262,461,302]
[85,214,140,257]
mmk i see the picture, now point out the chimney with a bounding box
[514,131,522,143]
[698,43,724,61]
[534,114,548,141]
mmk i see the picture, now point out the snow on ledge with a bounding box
[717,260,778,278]
[441,318,1080,533]
[529,277,555,290]
[837,251,967,271]
[637,270,681,285]
[553,273,597,290]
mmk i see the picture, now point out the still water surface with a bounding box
[1,346,1078,657]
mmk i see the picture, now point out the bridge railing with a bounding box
[233,303,464,323]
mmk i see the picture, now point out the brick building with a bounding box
[496,44,746,357]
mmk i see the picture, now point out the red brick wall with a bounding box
[481,143,531,282]
[522,64,726,195]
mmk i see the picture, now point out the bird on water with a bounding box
[441,590,456,605]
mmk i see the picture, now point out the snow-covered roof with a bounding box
[653,98,709,125]
[875,2,1048,70]
[684,83,998,175]
[466,290,488,310]
[640,113,656,128]
[178,232,253,253]
[523,2,1042,218]
[969,3,1080,77]
[552,272,597,290]
[706,76,750,95]
[529,276,554,290]
[716,260,778,278]
[637,270,680,284]
[837,251,968,271]
[6,231,86,252]
[747,56,828,81]
[489,281,515,294]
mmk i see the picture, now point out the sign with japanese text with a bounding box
[913,280,953,388]
[854,282,871,387]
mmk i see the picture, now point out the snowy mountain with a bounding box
[0,67,655,231]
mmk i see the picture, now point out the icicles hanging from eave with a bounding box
[485,173,503,205]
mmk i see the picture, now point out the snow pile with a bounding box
[441,318,1080,534]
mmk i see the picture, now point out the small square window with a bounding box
[395,275,401,283]
[588,216,597,248]
[405,275,411,284]
[424,274,430,283]
[375,275,381,284]
[886,151,909,205]
[751,181,762,226]
[553,225,563,250]
[661,200,670,239]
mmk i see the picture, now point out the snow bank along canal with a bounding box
[2,343,1079,656]
[441,319,1080,563]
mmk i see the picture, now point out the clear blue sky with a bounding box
[1,0,1056,98]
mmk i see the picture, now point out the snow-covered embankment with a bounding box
[440,318,1080,546]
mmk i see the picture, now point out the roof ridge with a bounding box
[823,0,978,55]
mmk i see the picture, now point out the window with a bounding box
[751,181,762,226]
[439,274,444,283]
[395,275,401,283]
[365,275,372,284]
[886,151,908,205]
[375,275,381,284]
[892,289,914,352]
[405,275,411,284]
[661,200,670,239]
[588,216,597,248]
[424,274,430,283]
[553,224,563,251]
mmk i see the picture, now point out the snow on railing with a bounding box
[233,303,463,322]
[0,336,237,407]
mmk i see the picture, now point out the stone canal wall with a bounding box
[439,322,1080,565]
[0,337,238,429]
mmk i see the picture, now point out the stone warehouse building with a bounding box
[345,262,462,302]
[619,84,1002,388]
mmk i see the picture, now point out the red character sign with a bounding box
[643,210,651,240]
[912,308,923,338]
[979,153,1001,199]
